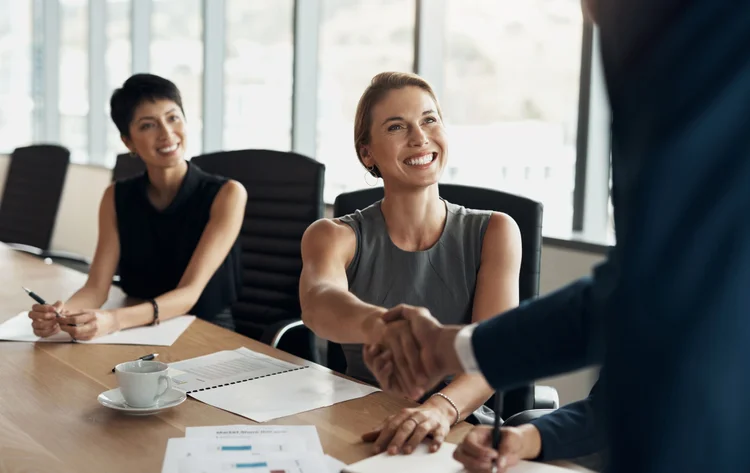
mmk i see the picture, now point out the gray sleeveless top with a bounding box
[339,199,492,384]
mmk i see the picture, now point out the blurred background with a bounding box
[0,0,613,243]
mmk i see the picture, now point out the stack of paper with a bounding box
[344,443,575,473]
[161,424,347,473]
[169,347,380,422]
[0,312,195,346]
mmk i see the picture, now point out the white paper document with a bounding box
[343,443,573,473]
[0,312,195,346]
[169,347,303,393]
[165,424,336,473]
[170,347,379,421]
[188,366,379,422]
[162,438,312,473]
[324,455,347,473]
[184,425,324,455]
[179,453,330,473]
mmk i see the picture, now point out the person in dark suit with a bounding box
[365,1,750,472]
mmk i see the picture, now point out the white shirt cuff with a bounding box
[454,323,481,375]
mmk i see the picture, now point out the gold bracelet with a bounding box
[431,392,461,426]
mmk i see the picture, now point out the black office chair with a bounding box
[328,184,559,420]
[112,152,146,182]
[193,150,325,362]
[0,145,91,272]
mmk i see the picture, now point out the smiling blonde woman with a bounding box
[299,71,523,456]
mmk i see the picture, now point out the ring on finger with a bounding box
[405,417,420,427]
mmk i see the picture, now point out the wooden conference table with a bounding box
[0,244,591,472]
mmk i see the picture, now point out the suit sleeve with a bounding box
[469,248,616,390]
[530,382,604,461]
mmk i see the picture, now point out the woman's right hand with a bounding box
[363,307,430,400]
[28,301,64,337]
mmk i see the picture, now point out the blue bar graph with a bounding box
[233,462,268,469]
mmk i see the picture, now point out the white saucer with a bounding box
[97,387,187,416]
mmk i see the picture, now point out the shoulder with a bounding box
[302,218,356,250]
[481,212,522,263]
[99,183,117,217]
[211,180,247,214]
[485,212,521,241]
[301,218,358,268]
[103,182,116,201]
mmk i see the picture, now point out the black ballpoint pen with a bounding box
[492,392,503,473]
[23,287,62,318]
[111,353,159,373]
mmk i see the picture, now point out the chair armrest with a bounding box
[260,319,320,364]
[42,249,91,264]
[5,242,44,256]
[533,385,560,410]
[261,319,304,348]
[41,250,91,274]
[503,409,556,427]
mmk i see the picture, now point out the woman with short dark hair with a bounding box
[28,73,247,339]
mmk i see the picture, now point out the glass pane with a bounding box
[224,0,294,151]
[59,0,89,163]
[0,0,33,152]
[150,0,203,156]
[317,0,416,203]
[442,0,583,234]
[105,0,131,166]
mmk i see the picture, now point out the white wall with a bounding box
[0,153,604,404]
[50,164,111,259]
[538,247,603,404]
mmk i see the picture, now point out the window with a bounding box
[105,0,131,165]
[59,0,89,163]
[224,0,294,152]
[0,0,33,152]
[150,0,203,156]
[317,0,416,203]
[442,0,583,233]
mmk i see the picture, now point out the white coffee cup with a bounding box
[114,360,172,408]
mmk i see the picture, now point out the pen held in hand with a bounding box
[23,286,62,318]
[23,287,83,326]
[492,391,503,473]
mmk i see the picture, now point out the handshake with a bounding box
[362,304,465,400]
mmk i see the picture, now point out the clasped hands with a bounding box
[360,304,465,455]
[28,301,120,341]
[363,304,463,401]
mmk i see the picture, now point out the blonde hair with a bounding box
[353,72,443,177]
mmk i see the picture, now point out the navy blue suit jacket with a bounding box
[471,2,750,472]
[530,382,603,463]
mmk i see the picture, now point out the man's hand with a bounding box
[453,425,542,472]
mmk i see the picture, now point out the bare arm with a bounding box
[109,180,247,329]
[427,212,522,422]
[299,219,387,345]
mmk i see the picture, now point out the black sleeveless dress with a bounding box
[114,161,241,330]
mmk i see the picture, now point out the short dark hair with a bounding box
[110,73,185,138]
